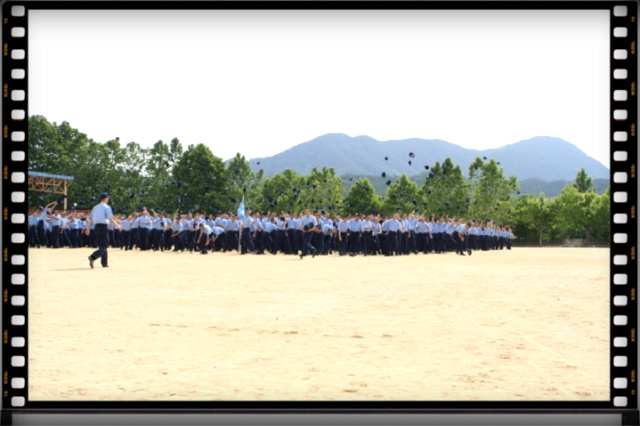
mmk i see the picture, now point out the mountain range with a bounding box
[246,134,610,183]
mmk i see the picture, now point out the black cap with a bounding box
[381,172,386,178]
[100,193,110,199]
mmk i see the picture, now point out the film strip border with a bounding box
[2,2,28,411]
[0,0,638,415]
[611,2,638,411]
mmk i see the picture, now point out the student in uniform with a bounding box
[261,215,278,254]
[170,215,184,251]
[294,213,304,254]
[210,224,226,252]
[336,214,350,256]
[37,201,58,248]
[348,214,362,256]
[506,228,515,250]
[86,193,122,268]
[275,212,292,255]
[385,213,403,256]
[405,212,418,255]
[196,222,213,254]
[28,213,40,248]
[240,208,255,254]
[453,219,467,256]
[299,209,318,259]
[286,213,298,255]
[136,209,153,251]
[370,215,382,255]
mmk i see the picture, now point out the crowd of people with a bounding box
[28,204,516,258]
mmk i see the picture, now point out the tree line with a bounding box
[28,115,609,245]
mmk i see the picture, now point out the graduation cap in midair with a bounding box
[483,156,487,160]
[517,191,520,195]
[409,152,415,158]
[381,172,386,178]
[424,165,429,170]
[385,180,392,186]
[384,156,388,161]
[408,161,412,166]
[257,161,260,165]
[230,197,237,203]
[428,172,435,178]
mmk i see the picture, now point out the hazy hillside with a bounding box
[246,134,609,182]
[340,174,609,198]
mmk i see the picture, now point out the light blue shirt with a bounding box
[348,218,361,232]
[263,221,277,233]
[171,221,183,232]
[241,216,254,228]
[387,219,401,232]
[29,215,39,226]
[90,202,113,225]
[301,215,317,228]
[199,225,213,235]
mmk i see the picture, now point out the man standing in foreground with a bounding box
[85,193,121,268]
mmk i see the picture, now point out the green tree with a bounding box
[172,144,227,213]
[468,157,519,224]
[381,173,422,215]
[296,167,345,215]
[343,178,383,215]
[258,169,305,214]
[513,193,558,246]
[421,158,470,217]
[554,184,610,242]
[573,168,595,193]
[225,153,265,212]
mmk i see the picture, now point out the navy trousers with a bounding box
[90,224,109,266]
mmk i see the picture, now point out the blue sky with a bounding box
[30,9,610,167]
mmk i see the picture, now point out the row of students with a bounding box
[28,207,516,256]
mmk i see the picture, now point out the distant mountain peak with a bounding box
[246,134,609,182]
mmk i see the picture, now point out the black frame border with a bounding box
[1,0,637,423]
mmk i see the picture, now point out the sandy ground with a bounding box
[27,247,610,402]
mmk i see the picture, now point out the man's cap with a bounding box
[100,193,110,199]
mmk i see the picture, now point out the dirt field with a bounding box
[27,247,610,402]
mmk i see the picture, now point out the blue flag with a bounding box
[237,198,245,218]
